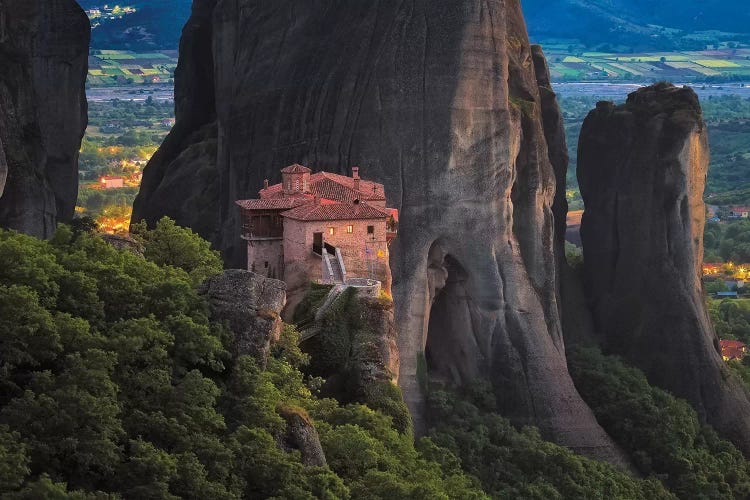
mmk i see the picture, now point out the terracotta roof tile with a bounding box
[260,170,386,202]
[280,164,312,174]
[235,197,311,210]
[281,201,389,222]
[721,339,747,360]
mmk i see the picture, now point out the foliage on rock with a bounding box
[425,383,674,499]
[569,347,750,499]
[0,225,484,498]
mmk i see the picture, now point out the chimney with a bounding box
[352,166,360,193]
[263,179,269,189]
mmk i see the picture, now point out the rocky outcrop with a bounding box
[578,82,750,454]
[199,269,286,366]
[199,270,328,464]
[300,288,400,403]
[0,1,89,237]
[136,0,630,465]
[277,406,327,467]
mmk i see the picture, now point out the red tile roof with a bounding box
[281,201,389,222]
[280,164,312,174]
[721,339,747,360]
[235,197,311,211]
[261,171,386,202]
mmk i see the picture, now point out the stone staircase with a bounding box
[322,247,347,284]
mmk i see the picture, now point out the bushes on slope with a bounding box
[569,347,750,499]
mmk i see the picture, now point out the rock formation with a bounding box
[199,269,287,367]
[299,286,406,429]
[277,406,327,467]
[578,82,750,454]
[0,0,89,237]
[200,270,328,465]
[135,0,630,465]
[0,138,7,199]
[132,0,219,242]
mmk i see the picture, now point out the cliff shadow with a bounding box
[424,248,482,387]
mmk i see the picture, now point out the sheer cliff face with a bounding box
[0,1,89,237]
[134,0,628,464]
[579,83,750,454]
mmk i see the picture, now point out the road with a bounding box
[85,85,175,102]
[553,82,750,100]
[85,81,750,104]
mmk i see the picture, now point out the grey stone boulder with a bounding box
[199,269,286,366]
[277,406,327,467]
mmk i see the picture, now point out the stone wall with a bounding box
[283,216,390,290]
[246,238,284,279]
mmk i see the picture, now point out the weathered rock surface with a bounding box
[132,0,219,241]
[0,137,7,199]
[533,45,597,347]
[199,269,286,366]
[136,0,629,465]
[301,288,399,397]
[0,1,89,237]
[277,406,327,467]
[579,82,750,454]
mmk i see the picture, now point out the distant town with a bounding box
[85,4,136,27]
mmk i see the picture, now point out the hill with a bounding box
[78,0,750,53]
[522,0,750,51]
[78,0,192,50]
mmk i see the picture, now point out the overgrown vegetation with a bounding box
[569,347,750,499]
[708,297,750,345]
[0,222,484,499]
[425,383,674,499]
[704,220,750,263]
[297,287,411,434]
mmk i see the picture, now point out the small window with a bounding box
[347,225,353,234]
[294,179,300,191]
[328,227,335,236]
[367,225,375,235]
[264,261,269,269]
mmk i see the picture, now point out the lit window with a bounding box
[367,225,375,234]
[294,179,300,191]
[328,227,335,236]
[347,225,353,234]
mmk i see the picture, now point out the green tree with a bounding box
[569,347,750,498]
[132,217,222,284]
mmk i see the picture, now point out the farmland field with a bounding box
[87,49,178,86]
[546,48,750,82]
